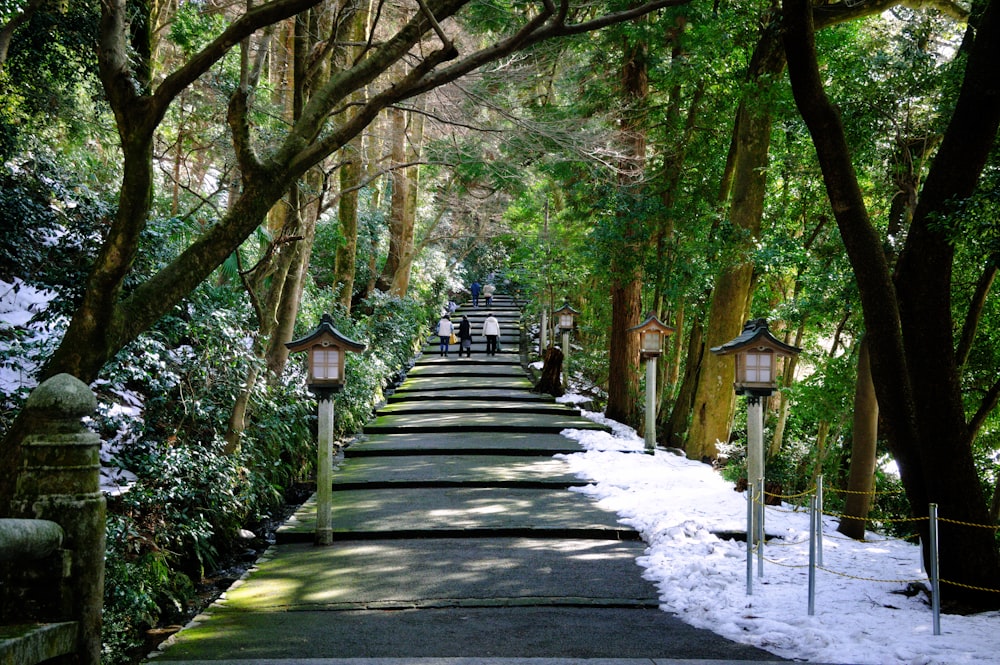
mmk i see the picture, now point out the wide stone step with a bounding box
[344,432,584,456]
[387,389,548,403]
[190,539,657,611]
[363,411,606,434]
[331,454,584,487]
[377,401,579,417]
[406,364,525,377]
[276,487,638,541]
[391,375,534,392]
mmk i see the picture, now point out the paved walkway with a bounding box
[149,296,788,664]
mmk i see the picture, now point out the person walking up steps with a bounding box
[458,314,473,358]
[483,312,500,356]
[470,280,481,307]
[482,282,495,307]
[437,314,454,357]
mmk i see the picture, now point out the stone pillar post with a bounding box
[11,373,106,665]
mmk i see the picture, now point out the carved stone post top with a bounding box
[23,374,96,419]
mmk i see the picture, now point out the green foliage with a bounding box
[0,159,112,300]
[0,2,104,160]
[102,513,177,665]
[168,1,228,55]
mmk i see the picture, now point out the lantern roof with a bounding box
[628,312,675,336]
[710,319,800,357]
[285,313,367,354]
[553,302,579,316]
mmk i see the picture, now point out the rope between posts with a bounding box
[826,486,905,496]
[937,517,1000,531]
[815,565,926,585]
[940,579,1000,594]
[823,531,919,544]
[764,487,815,500]
[761,555,810,569]
[823,510,930,524]
[766,537,810,547]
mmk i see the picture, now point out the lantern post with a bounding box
[711,319,800,567]
[553,302,579,389]
[628,313,675,453]
[286,314,366,546]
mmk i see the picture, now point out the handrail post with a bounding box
[929,503,940,636]
[10,374,106,665]
[808,496,817,616]
[816,474,824,567]
[746,485,753,595]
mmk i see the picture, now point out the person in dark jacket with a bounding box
[471,281,481,307]
[458,315,473,358]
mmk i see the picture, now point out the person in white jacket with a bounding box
[437,315,454,356]
[482,313,500,356]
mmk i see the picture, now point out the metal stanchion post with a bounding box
[930,503,940,636]
[757,477,765,578]
[816,474,824,567]
[808,495,817,616]
[746,485,754,596]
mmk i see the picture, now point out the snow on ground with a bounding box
[555,400,1000,665]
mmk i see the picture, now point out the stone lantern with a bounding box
[286,314,366,545]
[628,313,675,452]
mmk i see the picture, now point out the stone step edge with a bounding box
[274,527,642,544]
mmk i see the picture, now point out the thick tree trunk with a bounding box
[606,278,643,424]
[783,0,1000,605]
[534,346,565,397]
[839,335,878,540]
[605,28,647,426]
[685,29,784,461]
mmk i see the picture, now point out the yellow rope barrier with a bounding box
[937,517,1000,531]
[825,486,904,496]
[764,487,816,500]
[815,565,926,585]
[940,579,1000,594]
[823,510,929,524]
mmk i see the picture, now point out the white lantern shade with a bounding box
[739,350,774,386]
[641,331,662,353]
[311,345,341,382]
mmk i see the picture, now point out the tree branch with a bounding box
[153,0,327,118]
[967,375,1000,445]
[956,255,998,368]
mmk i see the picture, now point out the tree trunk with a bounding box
[534,346,565,397]
[685,28,785,461]
[769,320,804,457]
[389,97,425,297]
[839,335,878,540]
[378,106,410,292]
[662,318,702,449]
[783,0,1000,605]
[333,0,372,312]
[605,25,648,426]
[335,141,362,311]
